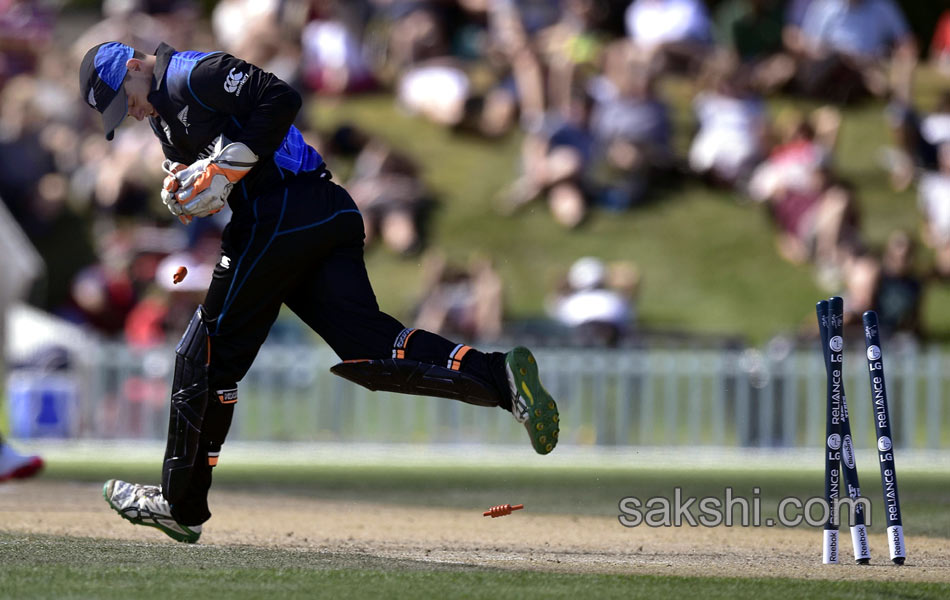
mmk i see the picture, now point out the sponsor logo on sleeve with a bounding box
[87,88,97,108]
[224,68,247,95]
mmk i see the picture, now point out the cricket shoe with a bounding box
[0,443,44,482]
[103,479,201,544]
[506,346,559,454]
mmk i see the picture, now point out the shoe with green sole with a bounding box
[505,346,559,454]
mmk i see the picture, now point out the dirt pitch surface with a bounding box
[2,480,948,583]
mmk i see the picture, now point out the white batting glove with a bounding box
[175,136,258,218]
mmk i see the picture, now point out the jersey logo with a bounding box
[177,105,190,132]
[87,88,97,108]
[220,255,231,270]
[224,68,247,95]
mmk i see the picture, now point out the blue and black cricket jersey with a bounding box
[146,43,322,217]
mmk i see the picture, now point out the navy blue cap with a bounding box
[79,42,134,140]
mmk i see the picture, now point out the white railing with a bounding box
[9,342,949,449]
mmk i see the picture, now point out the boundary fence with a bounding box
[10,343,949,449]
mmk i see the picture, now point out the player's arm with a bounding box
[189,53,302,159]
[169,54,301,219]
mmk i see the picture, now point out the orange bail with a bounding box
[482,504,524,518]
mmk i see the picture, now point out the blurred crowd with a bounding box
[0,0,946,348]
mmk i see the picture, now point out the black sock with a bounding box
[402,330,512,411]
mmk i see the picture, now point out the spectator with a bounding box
[397,59,473,127]
[336,126,432,255]
[549,257,637,347]
[588,46,674,209]
[508,0,563,36]
[497,88,595,228]
[0,74,56,224]
[842,230,923,337]
[714,0,795,92]
[624,0,712,75]
[380,1,452,80]
[798,0,914,60]
[124,285,171,348]
[590,41,672,152]
[388,4,521,137]
[811,179,864,289]
[688,56,767,188]
[716,0,783,61]
[0,0,54,89]
[767,166,832,265]
[486,0,547,128]
[301,16,375,94]
[533,0,609,117]
[414,252,504,341]
[882,92,950,191]
[748,106,840,204]
[841,249,878,324]
[875,230,923,336]
[932,10,950,76]
[782,0,816,50]
[791,0,917,102]
[766,164,864,292]
[625,0,712,72]
[481,1,608,137]
[918,143,950,278]
[212,0,302,85]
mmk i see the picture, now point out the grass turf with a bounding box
[1,533,949,600]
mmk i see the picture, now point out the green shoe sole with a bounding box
[506,347,559,454]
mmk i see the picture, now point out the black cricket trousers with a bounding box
[170,168,511,525]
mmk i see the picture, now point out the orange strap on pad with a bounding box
[447,344,472,371]
[392,327,417,359]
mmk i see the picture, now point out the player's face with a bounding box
[123,65,157,121]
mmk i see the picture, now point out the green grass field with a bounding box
[3,455,947,599]
[2,533,948,600]
[307,69,950,345]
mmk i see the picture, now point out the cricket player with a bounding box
[80,42,559,544]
